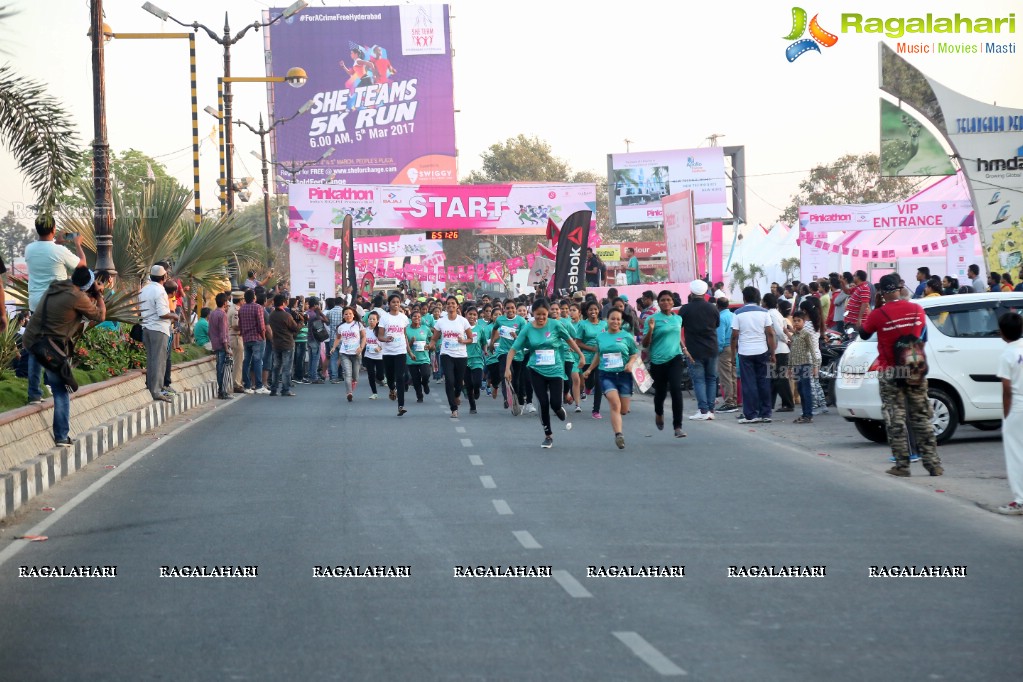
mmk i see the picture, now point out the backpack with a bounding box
[309,317,329,342]
[883,308,927,386]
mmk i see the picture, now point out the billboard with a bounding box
[797,201,974,232]
[879,44,1023,278]
[879,99,954,177]
[265,5,455,188]
[607,147,727,227]
[288,183,596,232]
[662,191,697,283]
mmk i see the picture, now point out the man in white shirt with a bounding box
[138,265,178,402]
[25,214,86,404]
[729,286,777,424]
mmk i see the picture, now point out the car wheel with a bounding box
[971,420,1002,431]
[929,387,958,444]
[854,419,888,444]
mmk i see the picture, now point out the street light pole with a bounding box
[90,0,116,281]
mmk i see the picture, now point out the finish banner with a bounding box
[797,200,974,232]
[264,4,455,188]
[551,210,592,297]
[289,183,596,231]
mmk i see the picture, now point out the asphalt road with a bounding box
[0,379,1020,681]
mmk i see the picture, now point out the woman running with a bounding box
[516,302,536,412]
[433,296,475,418]
[506,299,586,448]
[377,293,410,416]
[565,302,584,412]
[480,305,501,400]
[583,309,640,450]
[406,310,433,403]
[643,290,687,438]
[330,306,366,402]
[575,301,607,419]
[363,311,385,399]
[489,299,527,415]
[465,306,486,413]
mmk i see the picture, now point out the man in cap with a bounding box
[860,274,942,477]
[138,265,178,402]
[228,289,246,392]
[679,280,721,419]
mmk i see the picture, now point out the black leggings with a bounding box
[441,355,474,412]
[383,354,408,407]
[363,356,384,394]
[529,369,564,436]
[466,367,484,401]
[408,362,431,399]
[650,355,685,429]
[585,363,603,414]
[487,363,502,391]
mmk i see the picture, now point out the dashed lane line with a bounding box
[613,632,687,676]
[512,530,542,549]
[492,499,513,515]
[460,438,473,448]
[468,455,483,466]
[552,570,593,598]
[480,475,496,489]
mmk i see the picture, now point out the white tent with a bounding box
[720,222,800,298]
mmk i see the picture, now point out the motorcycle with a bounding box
[818,328,857,406]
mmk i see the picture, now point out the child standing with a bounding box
[787,310,817,424]
[994,312,1023,514]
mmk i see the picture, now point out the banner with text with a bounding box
[608,147,727,226]
[662,191,697,283]
[265,4,455,188]
[797,200,974,233]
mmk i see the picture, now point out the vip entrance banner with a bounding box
[264,5,455,188]
[797,200,974,233]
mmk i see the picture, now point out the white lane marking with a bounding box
[468,455,483,466]
[512,530,542,549]
[455,426,466,433]
[460,438,473,448]
[613,632,687,676]
[0,403,222,570]
[492,499,513,515]
[553,570,592,598]
[480,475,496,489]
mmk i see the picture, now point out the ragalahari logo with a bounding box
[784,7,839,62]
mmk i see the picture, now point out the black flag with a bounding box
[551,210,592,297]
[341,214,357,294]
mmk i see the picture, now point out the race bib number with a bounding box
[601,352,624,370]
[443,338,459,351]
[413,341,426,352]
[499,325,515,339]
[343,340,358,353]
[535,349,556,366]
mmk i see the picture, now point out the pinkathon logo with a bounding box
[784,7,838,62]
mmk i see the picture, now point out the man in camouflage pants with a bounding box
[861,274,942,477]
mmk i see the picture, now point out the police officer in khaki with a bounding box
[859,274,942,477]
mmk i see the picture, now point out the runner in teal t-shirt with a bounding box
[405,311,433,402]
[465,307,486,408]
[625,248,641,285]
[583,309,640,450]
[574,300,608,418]
[642,290,687,437]
[508,299,586,448]
[488,300,528,414]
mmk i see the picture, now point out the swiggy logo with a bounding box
[784,7,838,62]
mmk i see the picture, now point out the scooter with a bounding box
[818,328,856,406]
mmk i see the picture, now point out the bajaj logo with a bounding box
[784,7,839,62]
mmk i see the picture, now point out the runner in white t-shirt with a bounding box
[330,306,365,402]
[362,311,384,399]
[432,297,474,418]
[376,293,411,415]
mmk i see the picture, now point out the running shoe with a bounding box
[256,387,271,395]
[886,466,910,477]
[555,407,567,422]
[592,412,602,419]
[389,390,396,401]
[689,411,709,421]
[793,416,813,424]
[888,454,922,463]
[615,433,625,449]
[574,406,582,413]
[281,391,296,397]
[717,402,739,413]
[995,502,1023,515]
[525,403,536,414]
[541,437,553,449]
[369,393,378,400]
[737,417,761,424]
[760,417,773,424]
[706,412,716,420]
[451,411,459,419]
[397,407,407,416]
[243,388,255,395]
[674,428,686,438]
[470,409,478,415]
[416,396,424,403]
[347,393,353,402]
[54,437,73,447]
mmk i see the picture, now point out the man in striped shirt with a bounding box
[843,270,872,330]
[238,289,268,394]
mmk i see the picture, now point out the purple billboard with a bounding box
[265,5,456,189]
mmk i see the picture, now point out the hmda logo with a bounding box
[308,187,375,201]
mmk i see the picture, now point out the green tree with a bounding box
[60,148,182,212]
[0,210,33,263]
[778,152,916,224]
[780,256,801,283]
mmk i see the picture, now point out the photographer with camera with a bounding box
[23,266,106,446]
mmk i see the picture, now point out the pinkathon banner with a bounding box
[288,183,596,232]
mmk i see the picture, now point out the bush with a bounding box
[75,325,147,378]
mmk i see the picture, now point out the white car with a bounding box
[836,292,1023,444]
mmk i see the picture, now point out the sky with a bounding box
[0,0,1020,233]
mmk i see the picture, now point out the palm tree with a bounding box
[748,264,767,290]
[0,7,80,213]
[780,257,801,284]
[730,262,751,290]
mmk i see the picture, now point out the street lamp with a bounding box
[234,100,315,266]
[205,70,309,214]
[107,29,202,224]
[141,1,308,213]
[89,1,116,281]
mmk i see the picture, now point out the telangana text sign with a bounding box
[798,201,974,232]
[290,183,596,231]
[265,5,455,188]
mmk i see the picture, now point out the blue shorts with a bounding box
[599,370,633,396]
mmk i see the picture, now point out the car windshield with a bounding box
[927,299,1023,338]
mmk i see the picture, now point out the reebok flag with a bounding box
[551,210,592,297]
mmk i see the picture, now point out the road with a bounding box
[0,380,1020,680]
